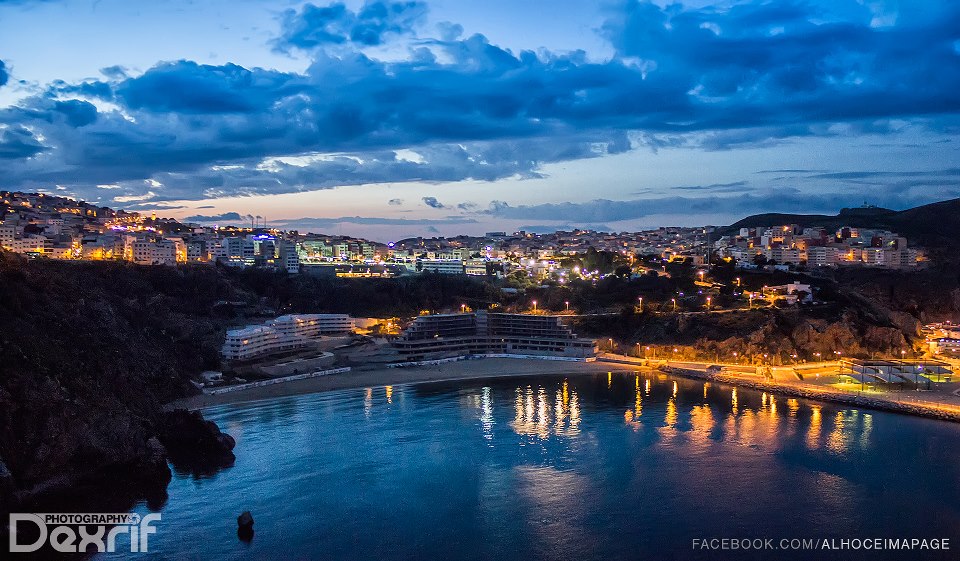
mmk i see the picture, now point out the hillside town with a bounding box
[0,191,928,280]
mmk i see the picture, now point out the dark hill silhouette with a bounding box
[720,198,960,251]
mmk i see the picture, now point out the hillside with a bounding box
[0,254,503,516]
[719,198,960,253]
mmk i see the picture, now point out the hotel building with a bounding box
[222,313,354,361]
[392,311,597,360]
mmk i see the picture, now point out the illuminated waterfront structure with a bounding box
[392,311,596,360]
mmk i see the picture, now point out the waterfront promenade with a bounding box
[598,353,960,422]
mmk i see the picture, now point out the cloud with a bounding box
[421,196,445,209]
[486,188,960,223]
[276,1,427,49]
[269,214,477,230]
[0,60,8,88]
[517,223,614,234]
[809,168,960,180]
[120,202,186,211]
[184,211,243,222]
[387,198,403,205]
[0,0,958,205]
[0,126,46,159]
[669,181,750,193]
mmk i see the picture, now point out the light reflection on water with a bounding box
[101,371,960,561]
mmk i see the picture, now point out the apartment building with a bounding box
[221,313,354,361]
[392,311,597,361]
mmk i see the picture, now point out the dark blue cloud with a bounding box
[117,61,299,114]
[277,1,427,49]
[0,60,8,87]
[53,100,97,127]
[271,215,477,230]
[421,196,445,208]
[671,181,750,193]
[0,126,45,159]
[602,0,960,128]
[486,187,960,223]
[184,211,243,222]
[0,0,958,206]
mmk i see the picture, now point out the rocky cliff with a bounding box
[0,254,235,516]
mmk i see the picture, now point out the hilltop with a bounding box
[720,198,960,252]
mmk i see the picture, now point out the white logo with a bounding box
[8,512,160,553]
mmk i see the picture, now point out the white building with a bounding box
[419,259,465,274]
[806,246,840,267]
[132,238,185,265]
[221,314,354,360]
[279,242,300,273]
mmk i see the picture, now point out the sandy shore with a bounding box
[169,358,634,410]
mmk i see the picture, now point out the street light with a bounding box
[532,300,537,312]
[735,277,741,287]
[672,298,677,312]
[705,296,711,310]
[638,296,643,312]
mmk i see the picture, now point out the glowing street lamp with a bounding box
[532,300,537,312]
[735,277,741,287]
[637,296,643,312]
[565,301,570,311]
[461,303,467,313]
[672,298,677,312]
[705,296,711,310]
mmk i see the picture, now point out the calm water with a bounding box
[105,372,960,560]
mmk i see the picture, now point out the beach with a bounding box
[170,358,633,410]
[170,355,960,425]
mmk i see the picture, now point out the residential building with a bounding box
[392,311,597,361]
[221,313,354,360]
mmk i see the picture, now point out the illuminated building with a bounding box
[222,314,354,361]
[392,311,597,360]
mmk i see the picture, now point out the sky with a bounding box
[0,0,958,241]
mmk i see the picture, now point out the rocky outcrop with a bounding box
[157,409,236,476]
[237,510,255,541]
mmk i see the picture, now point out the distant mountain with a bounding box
[719,198,960,250]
